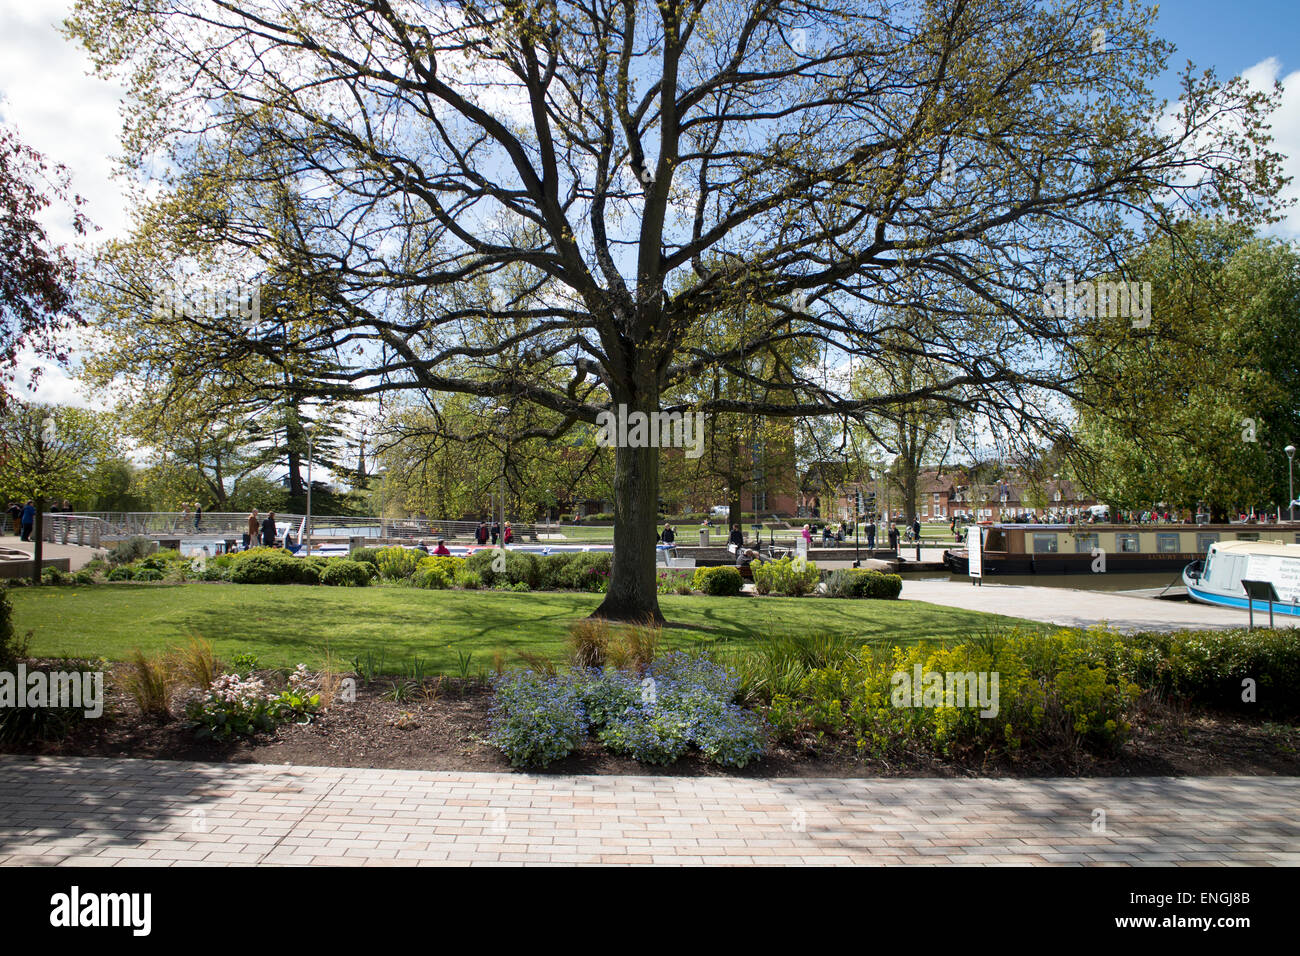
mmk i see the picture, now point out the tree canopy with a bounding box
[68,0,1288,618]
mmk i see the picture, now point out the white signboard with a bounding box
[1244,554,1300,604]
[967,526,982,580]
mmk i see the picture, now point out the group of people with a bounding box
[243,509,280,550]
[474,520,513,545]
[6,501,35,541]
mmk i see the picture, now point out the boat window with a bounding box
[1117,532,1140,553]
[1032,533,1058,553]
[984,529,1006,550]
[1197,532,1220,553]
[1074,533,1099,553]
[1157,533,1180,554]
[1237,532,1259,542]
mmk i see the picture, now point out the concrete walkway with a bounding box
[0,535,105,571]
[0,756,1296,866]
[901,579,1267,632]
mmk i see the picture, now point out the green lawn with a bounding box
[10,582,1033,674]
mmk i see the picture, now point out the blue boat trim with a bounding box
[1185,584,1300,616]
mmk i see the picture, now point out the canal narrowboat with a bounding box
[943,523,1300,574]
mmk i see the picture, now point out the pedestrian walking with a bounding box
[503,522,513,544]
[194,501,203,531]
[491,520,500,545]
[20,501,35,541]
[245,509,259,550]
[475,520,489,545]
[7,502,20,536]
[261,511,277,547]
[728,523,744,548]
[887,522,900,551]
[801,523,812,550]
[661,522,676,545]
[865,518,877,550]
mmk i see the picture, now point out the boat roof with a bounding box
[1209,540,1300,558]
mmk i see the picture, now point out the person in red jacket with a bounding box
[433,538,451,556]
[503,523,514,544]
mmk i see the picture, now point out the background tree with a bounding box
[1070,220,1300,519]
[69,0,1287,619]
[0,402,120,580]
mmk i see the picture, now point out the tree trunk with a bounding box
[287,444,304,498]
[593,423,664,624]
[902,466,919,524]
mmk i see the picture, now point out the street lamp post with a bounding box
[305,427,314,553]
[1286,445,1296,522]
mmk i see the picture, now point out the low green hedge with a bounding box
[692,566,743,596]
[465,548,540,589]
[1091,627,1300,719]
[349,547,383,571]
[229,553,321,585]
[320,559,373,587]
[825,569,903,599]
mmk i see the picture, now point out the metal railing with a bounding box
[42,512,561,545]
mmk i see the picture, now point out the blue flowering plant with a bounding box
[487,670,589,768]
[487,653,768,769]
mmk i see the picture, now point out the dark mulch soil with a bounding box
[5,664,1299,778]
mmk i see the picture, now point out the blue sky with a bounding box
[1154,0,1299,89]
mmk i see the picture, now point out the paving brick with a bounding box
[1,756,1296,867]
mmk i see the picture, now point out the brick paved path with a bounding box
[0,756,1296,865]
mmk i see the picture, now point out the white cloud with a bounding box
[0,0,129,244]
[1242,57,1300,238]
[10,350,103,409]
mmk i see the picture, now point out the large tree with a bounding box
[69,0,1286,619]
